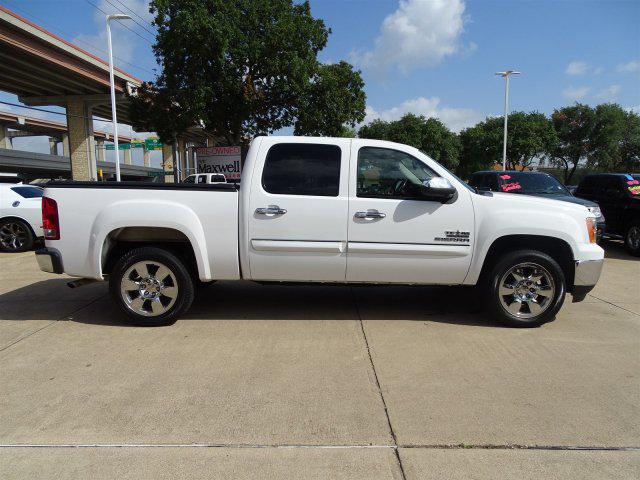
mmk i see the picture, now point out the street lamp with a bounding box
[106,14,132,182]
[495,70,521,171]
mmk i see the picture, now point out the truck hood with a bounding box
[527,193,598,208]
[487,191,594,216]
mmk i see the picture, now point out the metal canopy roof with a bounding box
[0,6,142,124]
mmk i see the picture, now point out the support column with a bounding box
[48,137,57,155]
[143,147,151,167]
[66,98,96,180]
[161,143,174,183]
[96,139,105,162]
[0,126,12,149]
[178,138,187,181]
[62,134,70,157]
[124,146,132,165]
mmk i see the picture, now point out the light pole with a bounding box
[106,14,132,181]
[495,70,521,171]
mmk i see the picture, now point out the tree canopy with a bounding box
[549,103,598,183]
[456,112,557,177]
[358,114,461,170]
[131,0,366,144]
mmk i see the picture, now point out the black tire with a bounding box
[482,250,566,328]
[624,222,640,257]
[109,246,195,326]
[0,218,35,252]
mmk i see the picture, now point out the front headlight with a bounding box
[588,206,603,220]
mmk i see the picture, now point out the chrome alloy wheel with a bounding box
[120,261,179,317]
[627,226,640,251]
[0,222,28,251]
[498,262,555,319]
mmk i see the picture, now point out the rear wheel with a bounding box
[109,246,194,326]
[483,250,566,328]
[624,222,640,257]
[0,218,34,252]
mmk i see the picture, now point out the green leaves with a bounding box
[358,114,461,170]
[294,61,366,137]
[130,0,365,145]
[550,103,640,183]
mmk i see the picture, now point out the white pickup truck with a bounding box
[36,136,604,327]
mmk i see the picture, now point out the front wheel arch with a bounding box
[478,235,575,291]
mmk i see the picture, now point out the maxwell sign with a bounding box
[196,146,241,179]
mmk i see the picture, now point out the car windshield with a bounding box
[497,173,568,195]
[11,186,43,198]
[626,175,640,197]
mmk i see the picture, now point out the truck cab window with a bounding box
[357,147,436,199]
[262,143,341,196]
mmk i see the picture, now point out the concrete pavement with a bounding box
[0,243,638,479]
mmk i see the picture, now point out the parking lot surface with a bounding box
[0,243,638,479]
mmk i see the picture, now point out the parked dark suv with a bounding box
[468,171,606,241]
[574,173,640,256]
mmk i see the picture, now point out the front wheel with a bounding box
[109,246,195,326]
[483,250,566,328]
[624,222,640,257]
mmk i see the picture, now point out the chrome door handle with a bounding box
[354,209,386,219]
[255,205,287,216]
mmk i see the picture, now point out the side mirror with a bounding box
[423,177,456,202]
[403,177,456,202]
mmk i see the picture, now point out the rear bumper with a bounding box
[572,258,604,302]
[35,247,63,274]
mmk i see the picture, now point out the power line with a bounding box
[2,0,157,77]
[103,0,157,39]
[109,0,157,38]
[84,0,155,45]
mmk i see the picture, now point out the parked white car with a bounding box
[183,173,228,184]
[0,183,43,252]
[37,136,604,327]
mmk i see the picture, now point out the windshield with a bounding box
[627,175,640,197]
[497,173,568,195]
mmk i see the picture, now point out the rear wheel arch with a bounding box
[101,227,202,280]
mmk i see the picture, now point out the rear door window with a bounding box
[11,186,43,198]
[262,143,341,196]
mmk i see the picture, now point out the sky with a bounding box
[1,0,639,162]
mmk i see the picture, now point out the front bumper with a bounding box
[596,220,606,243]
[572,258,604,302]
[35,248,63,274]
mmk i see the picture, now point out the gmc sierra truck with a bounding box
[36,136,604,327]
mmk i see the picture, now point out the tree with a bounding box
[550,104,597,184]
[457,121,497,178]
[457,112,556,177]
[131,0,365,144]
[590,104,640,173]
[358,119,391,141]
[294,61,365,136]
[358,114,461,170]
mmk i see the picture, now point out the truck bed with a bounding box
[43,181,240,281]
